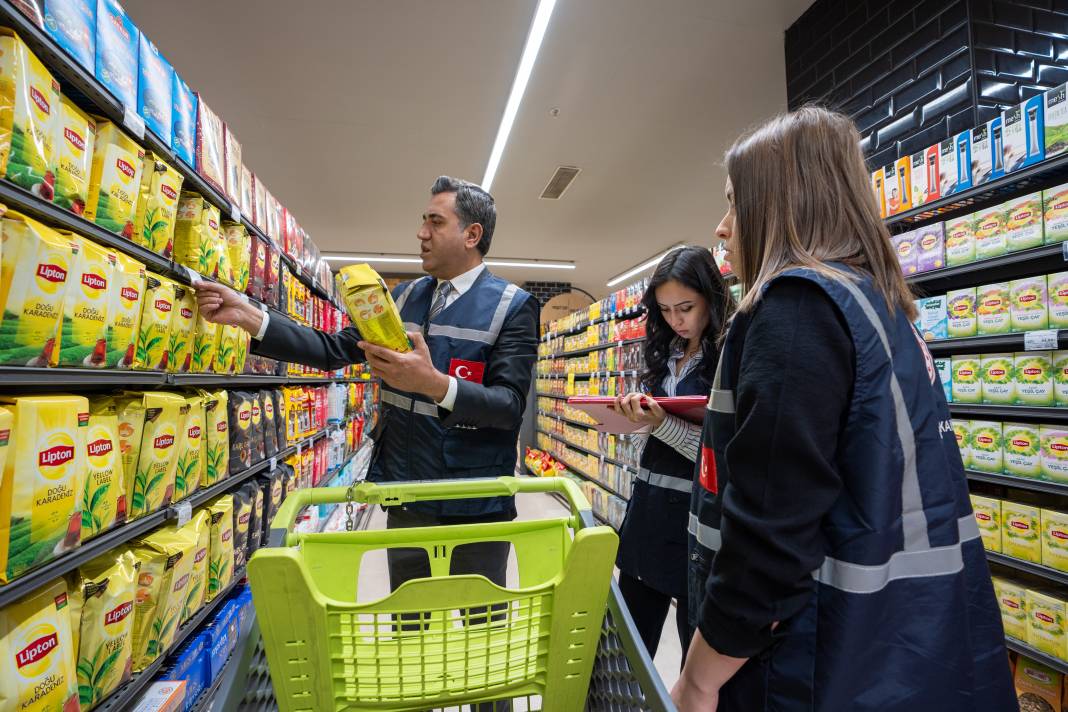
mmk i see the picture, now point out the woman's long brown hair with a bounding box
[726,106,916,321]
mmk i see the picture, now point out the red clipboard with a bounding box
[566,395,709,433]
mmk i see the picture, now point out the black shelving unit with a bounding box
[0,367,353,388]
[1004,637,1068,675]
[536,428,638,475]
[906,244,1068,294]
[539,370,635,381]
[541,306,646,342]
[966,470,1068,497]
[987,551,1068,587]
[926,331,1068,356]
[948,403,1068,422]
[540,337,646,360]
[538,410,602,430]
[535,392,569,400]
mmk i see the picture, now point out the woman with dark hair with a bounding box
[672,107,1015,710]
[612,245,732,661]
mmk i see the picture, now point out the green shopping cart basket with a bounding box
[248,476,624,712]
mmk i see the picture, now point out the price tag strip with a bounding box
[174,501,192,527]
[122,105,146,140]
[1025,329,1059,351]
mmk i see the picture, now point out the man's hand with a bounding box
[195,281,263,335]
[359,331,450,402]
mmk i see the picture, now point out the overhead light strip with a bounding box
[480,0,559,192]
[606,244,687,287]
[322,254,575,270]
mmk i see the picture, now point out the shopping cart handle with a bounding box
[267,476,594,547]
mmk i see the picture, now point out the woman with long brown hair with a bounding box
[672,107,1016,710]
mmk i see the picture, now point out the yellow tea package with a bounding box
[133,273,175,371]
[57,236,113,369]
[117,391,184,519]
[132,154,183,258]
[992,576,1028,640]
[206,495,234,602]
[130,527,194,670]
[0,579,78,712]
[234,329,250,375]
[71,550,137,709]
[213,323,237,375]
[1044,508,1068,574]
[0,28,60,199]
[215,232,234,287]
[54,95,95,215]
[0,212,77,366]
[178,510,210,625]
[1027,588,1068,659]
[173,192,221,279]
[0,407,10,484]
[105,252,145,369]
[166,285,196,373]
[222,223,250,292]
[0,394,88,582]
[81,397,124,541]
[189,314,217,374]
[172,394,204,502]
[201,389,228,486]
[84,121,145,239]
[336,263,411,352]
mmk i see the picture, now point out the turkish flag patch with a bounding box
[449,359,486,384]
[699,445,718,494]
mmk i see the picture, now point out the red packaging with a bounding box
[194,95,226,194]
[247,237,267,300]
[265,244,281,306]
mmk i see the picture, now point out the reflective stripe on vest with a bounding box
[709,389,734,414]
[394,278,427,314]
[426,284,519,344]
[688,512,721,551]
[380,389,439,418]
[636,467,691,493]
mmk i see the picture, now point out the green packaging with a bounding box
[1015,351,1054,406]
[1042,508,1068,573]
[1004,423,1042,479]
[1042,426,1068,483]
[970,420,1003,474]
[951,355,981,404]
[980,353,1015,404]
[947,288,977,338]
[1048,272,1068,328]
[1010,276,1049,331]
[1004,502,1042,563]
[973,205,1007,259]
[953,420,972,469]
[944,214,976,266]
[1055,350,1068,406]
[970,494,1002,552]
[976,282,1011,335]
[1044,182,1068,244]
[1004,192,1044,251]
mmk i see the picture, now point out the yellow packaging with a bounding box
[993,576,1028,641]
[0,212,78,366]
[130,527,194,670]
[81,397,124,541]
[53,95,95,215]
[72,550,137,709]
[213,323,237,374]
[0,394,88,583]
[118,392,184,519]
[178,510,210,625]
[166,285,196,373]
[1027,588,1068,659]
[84,121,144,239]
[0,407,10,487]
[1004,500,1042,563]
[222,221,250,292]
[1014,656,1063,712]
[201,390,228,486]
[215,229,233,287]
[335,263,411,352]
[1043,508,1068,574]
[132,154,183,258]
[173,192,221,279]
[133,273,175,371]
[0,28,60,199]
[234,328,249,375]
[0,579,78,712]
[206,496,234,602]
[172,394,204,502]
[57,236,113,368]
[105,252,145,369]
[189,314,217,374]
[970,494,1002,552]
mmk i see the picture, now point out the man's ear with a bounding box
[465,223,483,250]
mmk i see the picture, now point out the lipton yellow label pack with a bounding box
[0,395,88,583]
[117,392,184,520]
[84,121,144,239]
[234,328,249,375]
[178,511,210,625]
[0,578,78,712]
[201,390,228,486]
[57,236,113,368]
[105,252,145,369]
[133,273,175,371]
[213,323,237,375]
[336,263,411,352]
[132,154,183,258]
[0,212,77,366]
[130,527,194,670]
[54,96,95,216]
[173,192,221,279]
[189,314,217,374]
[166,285,196,374]
[0,407,10,486]
[71,550,137,709]
[223,222,250,292]
[0,28,60,199]
[172,394,204,502]
[206,496,234,602]
[81,397,124,541]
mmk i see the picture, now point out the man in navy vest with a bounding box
[194,176,540,603]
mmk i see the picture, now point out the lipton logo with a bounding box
[959,369,974,377]
[921,235,937,249]
[1020,294,1037,303]
[173,573,190,592]
[952,303,970,314]
[155,299,171,313]
[188,425,201,439]
[180,307,193,319]
[1054,531,1068,540]
[1013,439,1030,448]
[116,158,135,178]
[1027,667,1052,684]
[975,512,992,522]
[984,299,1001,307]
[37,264,67,283]
[1056,201,1068,211]
[88,439,112,457]
[1053,442,1068,452]
[977,435,993,445]
[208,219,218,231]
[194,547,207,564]
[153,434,174,449]
[82,272,106,290]
[161,185,178,200]
[121,286,139,301]
[252,405,261,418]
[1014,211,1032,221]
[1024,368,1042,376]
[239,512,250,525]
[1037,611,1055,623]
[64,127,84,150]
[897,241,912,256]
[39,445,74,467]
[217,422,227,432]
[990,368,1006,377]
[222,529,232,542]
[1012,521,1030,530]
[1004,599,1021,610]
[239,410,251,422]
[29,86,50,115]
[16,633,57,668]
[105,601,133,625]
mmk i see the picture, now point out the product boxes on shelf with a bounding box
[951,355,982,403]
[132,681,185,712]
[977,282,1011,335]
[971,122,993,186]
[910,147,939,207]
[223,124,241,201]
[1043,509,1068,573]
[935,358,952,401]
[1003,104,1029,174]
[953,420,972,468]
[989,115,1007,181]
[974,206,1007,260]
[947,288,977,338]
[1004,500,1042,563]
[893,229,917,275]
[993,577,1028,640]
[888,156,911,215]
[954,130,972,192]
[1021,94,1046,169]
[944,214,976,266]
[0,28,61,198]
[1027,588,1068,658]
[137,33,173,142]
[970,494,1002,551]
[1056,351,1068,407]
[1049,272,1068,328]
[0,578,79,710]
[194,95,225,195]
[44,0,95,71]
[1041,425,1068,482]
[871,168,885,219]
[1013,656,1063,712]
[57,235,112,368]
[1044,183,1068,244]
[54,95,95,215]
[1004,423,1042,478]
[1047,81,1068,159]
[939,137,959,197]
[171,73,196,167]
[84,120,145,238]
[981,353,1015,404]
[132,153,183,257]
[970,420,1004,473]
[1010,276,1049,331]
[915,222,945,272]
[94,0,138,109]
[1015,352,1054,407]
[917,295,947,340]
[1004,192,1044,251]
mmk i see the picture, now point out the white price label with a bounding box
[230,201,242,222]
[269,457,277,471]
[175,502,192,527]
[1025,329,1059,351]
[122,105,146,140]
[183,266,202,285]
[1063,241,1068,261]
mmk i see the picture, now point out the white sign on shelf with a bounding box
[1062,241,1068,261]
[183,265,202,285]
[122,105,146,140]
[229,201,242,223]
[1025,329,1059,351]
[268,457,277,471]
[175,502,192,527]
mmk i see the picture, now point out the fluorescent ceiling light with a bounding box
[323,255,422,264]
[606,244,687,287]
[486,259,574,270]
[480,0,559,192]
[323,254,574,270]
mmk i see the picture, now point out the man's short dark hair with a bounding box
[431,176,496,256]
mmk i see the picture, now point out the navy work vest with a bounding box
[688,268,1015,710]
[616,361,710,599]
[368,269,531,518]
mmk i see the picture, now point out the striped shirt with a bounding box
[636,343,703,462]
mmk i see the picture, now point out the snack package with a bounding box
[1010,276,1049,332]
[1004,192,1044,251]
[54,95,95,215]
[0,28,60,198]
[1014,352,1054,407]
[1004,423,1042,479]
[116,391,184,519]
[231,488,250,569]
[105,251,145,368]
[947,288,977,338]
[94,0,137,108]
[200,389,228,486]
[190,314,217,374]
[132,153,183,258]
[977,282,1011,335]
[951,355,981,404]
[1042,426,1068,483]
[173,192,221,279]
[223,222,250,292]
[57,235,112,368]
[137,33,172,142]
[193,95,225,194]
[969,494,1001,551]
[82,396,125,540]
[72,549,137,709]
[178,510,210,625]
[0,394,88,582]
[969,420,1003,474]
[166,285,196,374]
[1045,182,1068,244]
[974,205,1007,260]
[130,527,195,670]
[206,496,234,602]
[336,263,412,352]
[0,578,79,711]
[133,272,175,371]
[222,124,241,202]
[228,391,252,474]
[944,214,976,266]
[84,120,144,239]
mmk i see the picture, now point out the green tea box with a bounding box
[1026,588,1068,658]
[1010,276,1049,331]
[1047,82,1068,158]
[1044,182,1068,243]
[935,358,952,402]
[977,282,1011,334]
[947,288,977,338]
[974,204,1007,259]
[953,420,972,468]
[1043,509,1068,573]
[1048,271,1068,328]
[970,420,1004,473]
[1055,351,1068,406]
[1004,500,1042,563]
[1004,191,1044,251]
[970,494,1002,552]
[1004,422,1042,478]
[1015,351,1054,406]
[918,295,947,340]
[952,355,982,403]
[981,353,1015,404]
[992,576,1028,640]
[945,214,976,266]
[1042,426,1068,482]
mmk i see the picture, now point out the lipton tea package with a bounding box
[81,396,125,541]
[201,389,228,486]
[0,28,61,199]
[172,394,204,502]
[54,95,95,215]
[116,391,184,520]
[205,496,234,602]
[178,510,210,625]
[84,120,144,239]
[132,153,183,258]
[57,236,113,369]
[166,285,196,374]
[105,252,145,369]
[130,526,194,670]
[336,263,411,352]
[173,191,221,279]
[132,273,175,371]
[0,578,78,712]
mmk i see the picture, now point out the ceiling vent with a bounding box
[540,166,581,199]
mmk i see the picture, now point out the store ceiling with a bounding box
[121,0,811,296]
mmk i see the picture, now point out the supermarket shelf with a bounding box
[186,610,257,712]
[925,331,1068,356]
[536,428,638,476]
[887,150,1068,229]
[535,391,570,400]
[0,367,356,388]
[907,244,1068,294]
[537,410,600,430]
[966,470,1068,496]
[541,484,620,531]
[541,306,646,341]
[947,403,1068,422]
[987,551,1068,587]
[538,370,637,380]
[1005,637,1068,674]
[538,337,646,360]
